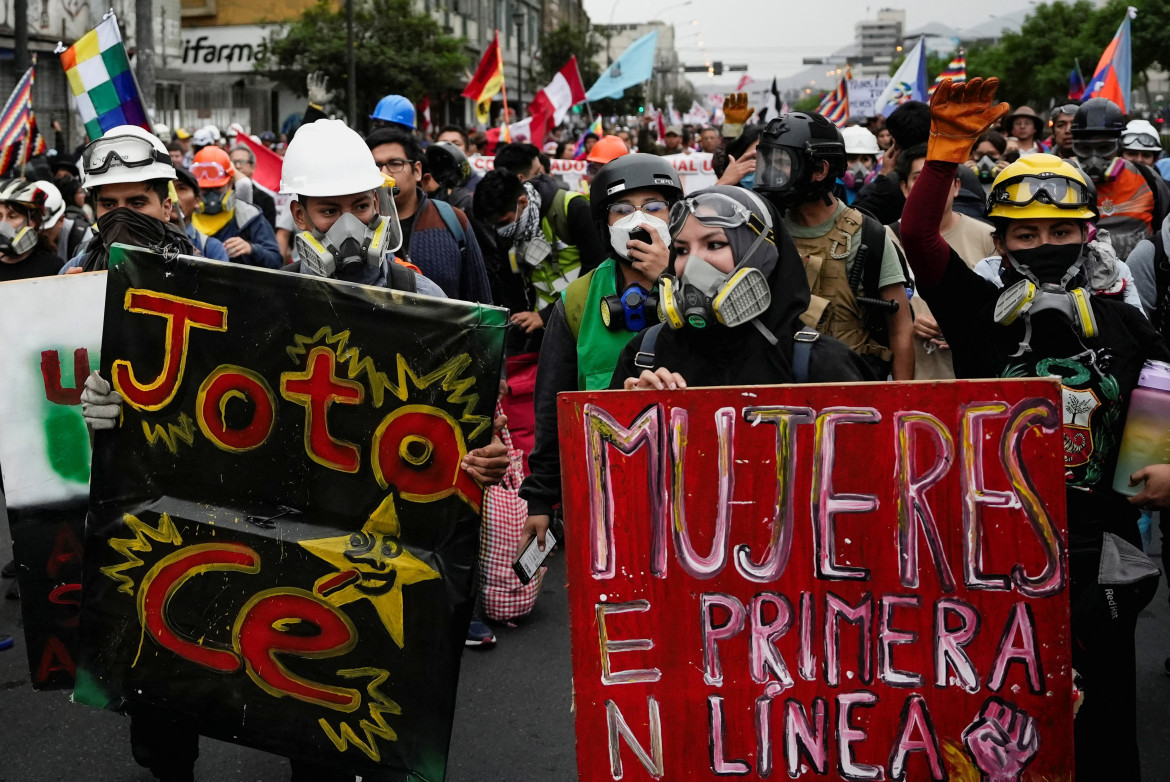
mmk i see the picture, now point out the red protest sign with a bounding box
[559,379,1072,781]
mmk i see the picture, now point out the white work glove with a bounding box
[306,72,332,106]
[80,371,123,430]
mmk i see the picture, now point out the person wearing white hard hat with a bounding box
[0,179,65,280]
[1121,119,1163,168]
[840,125,881,203]
[280,118,444,295]
[60,124,193,273]
[30,179,91,262]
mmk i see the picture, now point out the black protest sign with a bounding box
[75,247,507,780]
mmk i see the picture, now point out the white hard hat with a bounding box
[30,180,65,229]
[192,128,216,147]
[841,125,881,156]
[280,119,386,197]
[154,123,171,143]
[1122,119,1162,152]
[81,125,176,189]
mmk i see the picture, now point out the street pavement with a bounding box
[2,487,1169,780]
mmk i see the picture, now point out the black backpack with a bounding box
[849,213,912,349]
[1151,231,1170,340]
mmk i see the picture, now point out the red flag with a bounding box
[525,57,587,147]
[462,31,505,104]
[233,132,283,193]
[418,95,431,135]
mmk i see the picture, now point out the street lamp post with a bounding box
[514,10,525,118]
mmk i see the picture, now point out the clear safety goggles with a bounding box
[1121,131,1160,150]
[668,191,753,237]
[83,134,170,175]
[1071,138,1119,159]
[990,174,1093,211]
[190,161,229,182]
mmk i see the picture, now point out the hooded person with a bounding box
[613,185,875,390]
[62,124,195,273]
[899,77,1168,781]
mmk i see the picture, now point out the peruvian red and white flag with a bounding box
[527,56,587,145]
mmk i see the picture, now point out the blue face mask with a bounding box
[740,172,756,190]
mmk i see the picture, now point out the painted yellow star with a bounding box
[301,494,440,648]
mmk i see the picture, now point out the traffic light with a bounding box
[712,61,723,76]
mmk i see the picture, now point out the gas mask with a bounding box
[976,155,999,183]
[659,253,771,331]
[0,217,38,257]
[842,161,869,190]
[996,241,1097,355]
[601,283,659,331]
[198,188,235,216]
[1073,138,1124,183]
[294,211,402,279]
[609,210,670,262]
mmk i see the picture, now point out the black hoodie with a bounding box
[610,186,875,387]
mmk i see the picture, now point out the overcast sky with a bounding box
[583,0,1038,81]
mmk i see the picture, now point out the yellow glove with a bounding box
[927,77,1010,164]
[721,92,755,138]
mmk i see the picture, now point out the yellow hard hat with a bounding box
[986,154,1096,221]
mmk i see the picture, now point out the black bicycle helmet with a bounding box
[425,141,473,189]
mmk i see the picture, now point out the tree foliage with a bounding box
[964,0,1170,108]
[536,23,602,87]
[257,0,467,130]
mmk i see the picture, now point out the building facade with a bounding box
[0,0,181,150]
[853,8,904,79]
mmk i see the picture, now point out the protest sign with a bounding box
[560,379,1072,780]
[0,272,105,689]
[848,77,892,119]
[76,247,507,778]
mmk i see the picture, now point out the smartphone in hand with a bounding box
[513,531,557,585]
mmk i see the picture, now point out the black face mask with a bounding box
[1009,242,1084,286]
[96,207,168,253]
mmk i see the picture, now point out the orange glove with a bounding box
[722,92,754,138]
[927,77,1010,164]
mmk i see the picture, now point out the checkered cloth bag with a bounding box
[479,419,544,621]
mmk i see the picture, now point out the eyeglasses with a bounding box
[668,191,754,237]
[607,200,668,218]
[378,158,412,173]
[83,134,171,175]
[990,174,1093,211]
[230,158,252,168]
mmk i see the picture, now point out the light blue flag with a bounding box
[585,30,659,102]
[873,36,928,117]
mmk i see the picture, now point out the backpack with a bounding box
[850,213,912,349]
[431,198,468,265]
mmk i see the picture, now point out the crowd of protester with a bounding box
[4,71,1170,780]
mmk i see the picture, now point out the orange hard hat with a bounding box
[587,135,630,165]
[191,145,234,188]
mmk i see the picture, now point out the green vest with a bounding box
[563,258,641,391]
[529,189,585,305]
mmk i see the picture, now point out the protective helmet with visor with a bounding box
[281,119,403,279]
[755,112,846,209]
